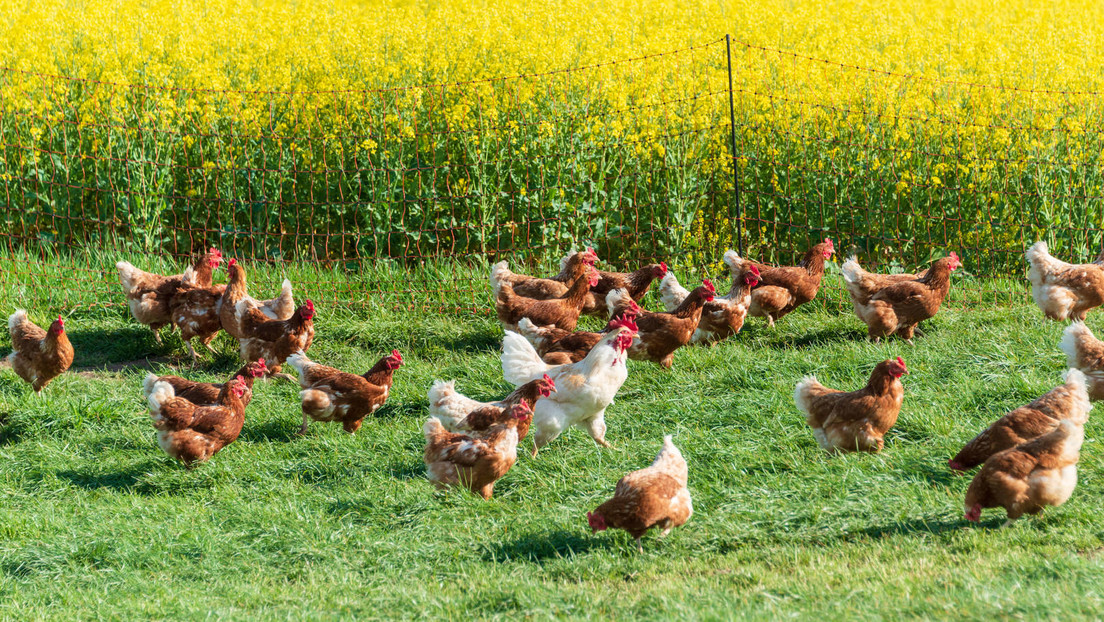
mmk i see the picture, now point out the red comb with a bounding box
[210,247,222,256]
[257,358,267,368]
[228,258,237,267]
[543,373,554,385]
[896,356,905,366]
[702,278,716,293]
[391,349,402,360]
[750,265,761,276]
[659,261,668,273]
[824,238,834,250]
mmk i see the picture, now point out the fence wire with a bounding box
[1,36,1100,314]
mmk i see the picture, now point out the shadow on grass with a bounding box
[56,460,166,494]
[387,460,427,481]
[435,330,500,355]
[237,420,299,443]
[910,461,961,487]
[483,530,598,563]
[846,516,967,539]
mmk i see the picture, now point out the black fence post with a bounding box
[725,34,744,257]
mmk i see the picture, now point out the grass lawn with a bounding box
[1,259,1103,620]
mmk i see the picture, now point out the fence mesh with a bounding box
[2,36,1101,314]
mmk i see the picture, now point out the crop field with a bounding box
[4,0,1104,619]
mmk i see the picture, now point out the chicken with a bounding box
[1060,322,1104,400]
[285,349,402,434]
[567,257,668,318]
[841,256,930,311]
[236,299,316,377]
[794,357,908,453]
[748,238,834,325]
[427,374,556,436]
[218,258,296,339]
[168,275,226,361]
[142,359,268,408]
[492,264,599,332]
[146,375,248,467]
[490,248,599,301]
[6,311,74,393]
[422,401,533,499]
[515,302,641,365]
[587,435,692,552]
[949,369,1091,472]
[658,251,761,344]
[607,280,715,368]
[117,247,222,342]
[500,318,638,455]
[1026,241,1104,321]
[963,419,1083,527]
[849,253,962,342]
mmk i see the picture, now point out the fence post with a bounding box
[725,34,744,257]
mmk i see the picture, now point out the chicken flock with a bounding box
[5,238,1104,548]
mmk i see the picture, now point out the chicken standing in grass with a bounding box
[218,258,295,339]
[236,299,316,378]
[6,311,74,393]
[427,374,556,436]
[964,419,1083,527]
[748,238,834,325]
[588,435,692,552]
[423,401,533,499]
[795,357,908,453]
[287,349,402,434]
[658,252,760,344]
[143,359,268,407]
[606,280,715,368]
[146,375,248,467]
[117,247,222,342]
[1059,322,1104,400]
[949,369,1090,472]
[848,253,961,343]
[1026,241,1104,321]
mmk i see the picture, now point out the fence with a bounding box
[2,35,1102,314]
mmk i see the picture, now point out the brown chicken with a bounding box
[841,256,930,311]
[588,435,693,552]
[146,375,248,467]
[286,349,402,434]
[6,311,74,393]
[573,258,668,318]
[427,374,556,439]
[117,248,222,342]
[423,401,533,499]
[236,299,316,377]
[142,359,268,408]
[169,277,226,361]
[218,258,296,339]
[794,357,908,453]
[490,248,599,301]
[493,265,599,332]
[658,251,761,344]
[607,279,715,368]
[1060,322,1104,400]
[516,302,641,365]
[1026,241,1104,321]
[949,369,1090,472]
[850,252,961,342]
[748,238,834,325]
[964,419,1083,527]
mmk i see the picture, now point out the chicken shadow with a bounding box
[56,460,166,494]
[482,529,598,563]
[435,330,501,355]
[237,419,299,443]
[844,516,966,540]
[908,460,962,487]
[386,460,427,481]
[761,327,869,350]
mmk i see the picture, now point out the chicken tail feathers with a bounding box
[501,331,550,386]
[1060,322,1094,368]
[7,309,27,334]
[422,416,447,440]
[489,261,511,294]
[793,376,824,416]
[141,373,160,399]
[116,261,142,292]
[285,351,312,381]
[146,380,175,414]
[840,256,865,285]
[427,379,457,408]
[722,249,742,274]
[658,272,689,312]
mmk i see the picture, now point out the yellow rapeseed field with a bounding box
[2,0,1103,280]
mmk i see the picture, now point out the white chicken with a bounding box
[500,318,638,455]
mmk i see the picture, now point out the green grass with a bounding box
[1,258,1103,620]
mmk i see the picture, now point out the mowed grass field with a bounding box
[2,261,1104,619]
